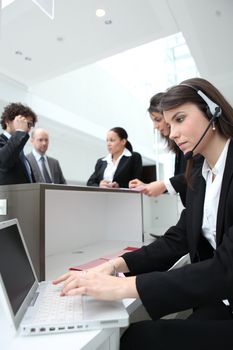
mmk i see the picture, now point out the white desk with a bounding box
[5,329,119,350]
[46,239,143,280]
[1,240,143,350]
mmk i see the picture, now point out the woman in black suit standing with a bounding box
[87,127,142,189]
[55,78,233,349]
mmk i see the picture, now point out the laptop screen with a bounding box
[0,222,35,316]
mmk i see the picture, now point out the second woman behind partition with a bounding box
[87,127,142,188]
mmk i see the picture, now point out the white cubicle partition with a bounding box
[45,189,143,256]
[143,193,183,241]
[0,184,143,281]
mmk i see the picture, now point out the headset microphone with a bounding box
[184,114,217,160]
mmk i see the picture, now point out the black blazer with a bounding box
[174,149,186,176]
[170,155,204,206]
[123,140,233,320]
[0,132,34,185]
[87,152,143,188]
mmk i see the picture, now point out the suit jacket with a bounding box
[174,149,186,176]
[87,152,143,188]
[0,132,34,185]
[170,155,204,206]
[27,152,66,184]
[123,139,233,320]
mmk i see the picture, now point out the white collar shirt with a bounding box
[202,139,230,249]
[102,148,132,182]
[3,131,11,139]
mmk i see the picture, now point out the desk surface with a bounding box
[2,240,143,350]
[46,239,143,280]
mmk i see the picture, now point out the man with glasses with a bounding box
[0,102,38,185]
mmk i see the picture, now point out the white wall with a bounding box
[0,72,158,185]
[30,63,155,156]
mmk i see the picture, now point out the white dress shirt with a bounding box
[102,148,132,182]
[201,139,230,249]
[164,178,177,195]
[201,139,230,305]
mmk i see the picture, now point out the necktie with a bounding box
[40,156,52,183]
[19,151,33,182]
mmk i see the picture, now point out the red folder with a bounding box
[69,246,139,271]
[101,246,139,260]
[69,258,107,271]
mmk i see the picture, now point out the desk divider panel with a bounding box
[104,192,143,241]
[0,184,143,281]
[45,189,143,256]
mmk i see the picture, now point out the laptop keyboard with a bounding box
[33,283,83,323]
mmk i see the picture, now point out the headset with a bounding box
[180,83,222,120]
[180,83,222,160]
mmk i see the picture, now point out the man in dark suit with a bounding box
[0,102,38,185]
[27,128,66,184]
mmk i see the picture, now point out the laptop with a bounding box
[0,219,129,336]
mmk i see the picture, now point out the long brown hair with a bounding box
[159,77,233,181]
[148,92,178,153]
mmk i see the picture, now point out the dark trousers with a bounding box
[120,302,233,350]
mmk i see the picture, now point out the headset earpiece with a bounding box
[179,83,223,160]
[197,90,222,119]
[180,83,222,120]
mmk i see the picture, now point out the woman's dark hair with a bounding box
[1,102,38,129]
[148,92,178,153]
[148,92,165,114]
[110,127,133,152]
[159,77,233,181]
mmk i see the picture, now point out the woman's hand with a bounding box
[129,180,166,196]
[128,178,144,189]
[99,180,112,188]
[111,181,119,188]
[53,270,138,300]
[90,257,129,275]
[141,180,166,196]
[99,180,119,188]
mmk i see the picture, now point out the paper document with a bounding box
[169,254,190,270]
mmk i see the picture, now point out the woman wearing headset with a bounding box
[54,78,233,349]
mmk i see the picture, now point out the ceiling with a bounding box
[0,0,232,174]
[0,0,177,86]
[0,0,231,97]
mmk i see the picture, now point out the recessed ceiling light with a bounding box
[15,50,22,55]
[104,19,112,25]
[25,57,32,61]
[96,8,106,17]
[2,0,15,9]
